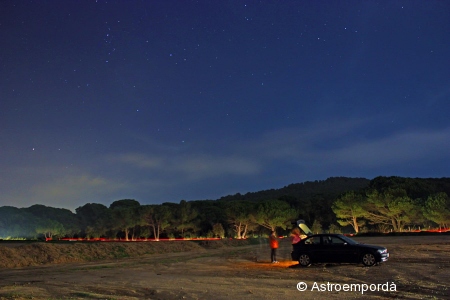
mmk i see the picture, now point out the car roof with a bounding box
[305,233,345,238]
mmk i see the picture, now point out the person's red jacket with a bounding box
[269,235,279,249]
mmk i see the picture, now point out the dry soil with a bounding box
[0,236,449,300]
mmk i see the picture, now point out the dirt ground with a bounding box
[0,235,449,300]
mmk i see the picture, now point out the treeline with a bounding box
[333,176,450,233]
[0,177,449,240]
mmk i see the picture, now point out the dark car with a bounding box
[291,234,389,267]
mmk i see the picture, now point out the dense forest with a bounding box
[1,176,449,240]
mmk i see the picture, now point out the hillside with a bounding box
[217,177,370,202]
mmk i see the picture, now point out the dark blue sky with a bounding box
[1,0,449,210]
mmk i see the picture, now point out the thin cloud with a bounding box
[111,153,165,170]
[3,118,449,209]
[327,128,450,168]
[175,155,261,179]
[232,119,450,172]
[5,173,128,211]
[109,152,261,180]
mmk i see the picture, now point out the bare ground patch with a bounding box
[0,236,448,299]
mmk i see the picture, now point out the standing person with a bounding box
[269,230,279,263]
[291,227,302,245]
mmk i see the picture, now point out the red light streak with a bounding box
[58,237,224,242]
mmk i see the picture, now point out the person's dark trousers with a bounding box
[271,248,277,262]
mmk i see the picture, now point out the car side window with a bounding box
[304,237,318,245]
[329,236,346,244]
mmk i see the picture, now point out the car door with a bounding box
[309,235,334,263]
[315,235,342,263]
[327,235,359,263]
[299,236,322,262]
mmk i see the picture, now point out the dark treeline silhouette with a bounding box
[1,176,449,240]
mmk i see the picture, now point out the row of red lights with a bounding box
[55,237,226,242]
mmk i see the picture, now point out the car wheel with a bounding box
[362,252,376,267]
[298,253,311,267]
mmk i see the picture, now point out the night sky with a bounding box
[1,1,449,211]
